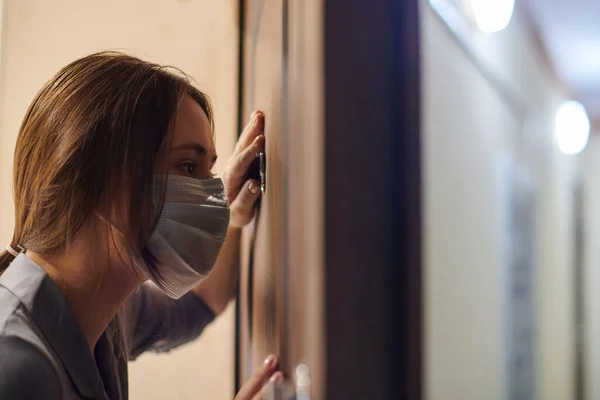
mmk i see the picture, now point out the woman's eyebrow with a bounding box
[173,142,218,164]
[172,142,208,156]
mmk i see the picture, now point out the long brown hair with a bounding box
[0,52,213,275]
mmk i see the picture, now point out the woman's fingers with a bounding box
[229,179,261,228]
[223,133,264,203]
[235,355,280,400]
[222,110,266,227]
[251,372,285,400]
[232,135,265,180]
[269,372,284,384]
[235,111,264,155]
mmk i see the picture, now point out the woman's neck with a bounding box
[27,248,142,352]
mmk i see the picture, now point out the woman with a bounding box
[0,52,280,399]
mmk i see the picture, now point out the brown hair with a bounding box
[0,51,213,275]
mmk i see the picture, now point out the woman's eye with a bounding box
[179,163,196,176]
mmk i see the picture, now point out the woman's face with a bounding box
[168,95,217,180]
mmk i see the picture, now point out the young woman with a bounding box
[0,52,280,400]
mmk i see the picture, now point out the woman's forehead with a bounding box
[172,96,214,150]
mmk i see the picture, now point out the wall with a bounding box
[535,122,577,400]
[0,1,238,399]
[581,135,600,400]
[422,1,577,399]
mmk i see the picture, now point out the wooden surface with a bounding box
[238,1,325,397]
[238,1,422,399]
[238,0,286,383]
[284,0,325,397]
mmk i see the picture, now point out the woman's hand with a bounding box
[235,354,284,400]
[223,111,266,228]
[191,112,265,313]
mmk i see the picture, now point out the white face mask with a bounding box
[146,175,230,299]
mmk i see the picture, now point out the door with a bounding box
[236,1,422,399]
[237,0,289,384]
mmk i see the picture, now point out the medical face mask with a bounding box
[146,175,230,299]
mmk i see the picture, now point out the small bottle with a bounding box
[295,364,311,400]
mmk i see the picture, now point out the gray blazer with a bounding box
[0,254,216,399]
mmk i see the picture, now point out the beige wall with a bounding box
[422,1,577,399]
[0,1,238,399]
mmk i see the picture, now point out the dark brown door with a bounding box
[236,1,422,399]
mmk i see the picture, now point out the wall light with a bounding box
[470,0,516,33]
[555,100,590,155]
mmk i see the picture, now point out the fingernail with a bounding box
[264,355,277,367]
[249,182,259,195]
[254,136,263,147]
[255,112,265,127]
[249,112,258,126]
[270,372,284,384]
[252,111,263,125]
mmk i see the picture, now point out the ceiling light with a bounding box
[470,0,516,33]
[555,101,590,155]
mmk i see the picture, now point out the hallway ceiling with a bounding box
[525,0,600,121]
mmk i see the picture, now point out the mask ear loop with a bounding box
[5,244,25,257]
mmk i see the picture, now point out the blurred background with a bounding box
[423,0,598,399]
[0,0,599,399]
